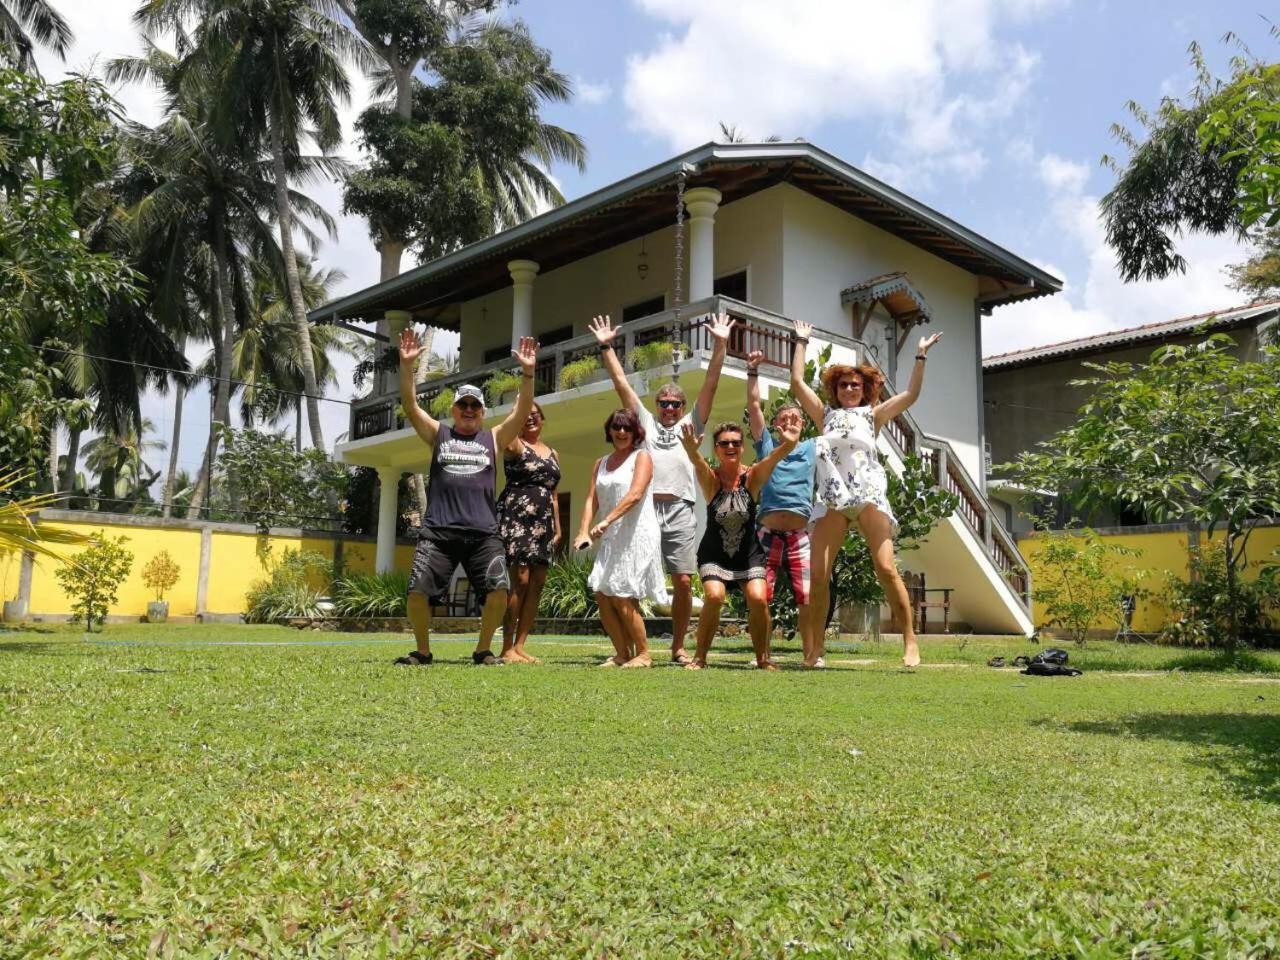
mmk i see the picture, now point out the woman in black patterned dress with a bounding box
[498,401,562,662]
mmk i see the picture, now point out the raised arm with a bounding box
[679,422,717,501]
[746,422,799,499]
[693,312,735,427]
[873,332,942,429]
[590,452,653,540]
[589,315,641,412]
[745,350,767,441]
[398,327,439,446]
[790,320,825,425]
[575,458,603,550]
[493,336,540,449]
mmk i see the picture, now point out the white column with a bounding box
[381,310,412,394]
[683,187,722,301]
[507,259,540,348]
[375,466,401,574]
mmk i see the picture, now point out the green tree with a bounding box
[1029,527,1145,644]
[1002,335,1280,650]
[0,69,140,487]
[53,531,134,631]
[81,417,165,510]
[0,0,71,72]
[215,426,347,532]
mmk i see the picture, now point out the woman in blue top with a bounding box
[791,319,942,668]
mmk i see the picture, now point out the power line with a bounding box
[38,344,358,407]
[982,399,1079,415]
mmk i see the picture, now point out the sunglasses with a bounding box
[611,424,633,433]
[657,399,684,410]
[837,380,863,391]
[715,439,743,449]
[455,400,483,411]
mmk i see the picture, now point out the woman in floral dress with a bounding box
[497,401,561,663]
[790,319,942,668]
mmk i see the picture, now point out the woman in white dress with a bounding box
[791,319,942,668]
[575,408,667,667]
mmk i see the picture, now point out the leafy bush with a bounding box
[427,387,455,419]
[332,570,409,617]
[1161,541,1280,647]
[628,341,688,373]
[244,549,332,623]
[53,533,133,632]
[484,370,522,406]
[1030,527,1146,644]
[140,550,181,602]
[541,552,597,618]
[558,355,600,391]
[216,428,348,533]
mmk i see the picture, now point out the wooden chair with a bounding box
[902,570,953,634]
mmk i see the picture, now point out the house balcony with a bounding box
[337,295,1033,634]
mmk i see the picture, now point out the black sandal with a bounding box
[472,650,504,666]
[987,656,1006,668]
[394,650,433,666]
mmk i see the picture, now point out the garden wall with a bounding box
[0,510,417,623]
[1017,521,1280,635]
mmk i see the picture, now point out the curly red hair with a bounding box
[820,363,884,408]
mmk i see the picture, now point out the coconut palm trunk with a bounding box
[61,427,81,499]
[268,88,326,453]
[186,216,238,518]
[161,337,186,519]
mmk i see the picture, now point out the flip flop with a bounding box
[393,650,433,666]
[672,653,695,666]
[987,656,1006,668]
[471,650,504,666]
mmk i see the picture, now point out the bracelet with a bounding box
[523,372,534,378]
[794,336,810,345]
[915,355,927,362]
[598,343,613,353]
[746,369,759,378]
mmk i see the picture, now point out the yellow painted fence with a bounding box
[1017,522,1280,635]
[0,510,416,622]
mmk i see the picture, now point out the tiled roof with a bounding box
[982,300,1280,370]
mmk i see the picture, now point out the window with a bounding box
[714,269,748,302]
[622,295,665,324]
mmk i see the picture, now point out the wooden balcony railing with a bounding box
[345,293,1032,612]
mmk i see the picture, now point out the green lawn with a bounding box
[3,625,1279,958]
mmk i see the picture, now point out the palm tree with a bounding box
[82,417,165,510]
[0,0,72,73]
[150,0,370,453]
[108,42,333,517]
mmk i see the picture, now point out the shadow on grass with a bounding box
[1161,650,1280,674]
[0,640,96,655]
[1068,712,1280,804]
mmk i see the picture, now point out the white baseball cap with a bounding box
[454,384,485,407]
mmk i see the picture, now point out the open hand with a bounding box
[917,332,942,355]
[512,336,539,376]
[589,315,617,346]
[707,312,736,344]
[793,320,813,340]
[745,349,765,371]
[679,421,703,454]
[778,421,801,449]
[398,327,423,365]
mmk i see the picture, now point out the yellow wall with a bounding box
[1019,523,1280,634]
[8,513,405,620]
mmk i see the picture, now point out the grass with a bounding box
[3,625,1280,958]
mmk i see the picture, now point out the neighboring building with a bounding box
[984,300,1280,533]
[312,141,1065,634]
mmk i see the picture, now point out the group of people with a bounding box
[392,311,940,670]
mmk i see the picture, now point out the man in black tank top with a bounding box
[393,329,540,665]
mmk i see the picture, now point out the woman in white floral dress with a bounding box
[791,319,942,667]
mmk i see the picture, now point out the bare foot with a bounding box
[684,658,706,671]
[672,649,693,665]
[759,660,780,672]
[902,639,921,668]
[801,657,822,669]
[513,647,540,663]
[622,654,652,668]
[599,655,624,668]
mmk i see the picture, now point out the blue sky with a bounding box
[38,0,1278,471]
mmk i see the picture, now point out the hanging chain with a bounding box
[671,170,687,379]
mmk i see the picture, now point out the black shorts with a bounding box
[408,528,510,604]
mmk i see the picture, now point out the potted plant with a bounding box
[141,549,180,623]
[628,340,688,373]
[558,354,603,391]
[427,387,455,419]
[484,369,523,407]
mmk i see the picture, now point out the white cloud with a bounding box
[623,0,1056,178]
[985,151,1250,355]
[576,77,612,105]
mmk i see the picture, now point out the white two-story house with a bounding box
[311,141,1062,635]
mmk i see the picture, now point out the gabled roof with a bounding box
[841,271,934,326]
[312,141,1063,329]
[982,300,1280,371]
